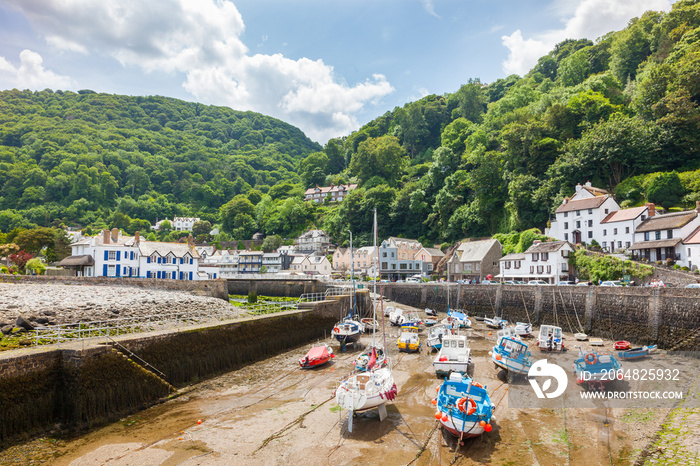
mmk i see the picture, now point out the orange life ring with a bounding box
[456,397,477,415]
[585,353,598,365]
[471,382,483,389]
[333,327,340,333]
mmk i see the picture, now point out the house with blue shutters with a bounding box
[67,228,214,280]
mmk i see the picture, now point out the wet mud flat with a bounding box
[0,305,673,465]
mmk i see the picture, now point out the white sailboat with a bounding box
[335,209,396,432]
[331,231,363,348]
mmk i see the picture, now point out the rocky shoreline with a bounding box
[0,282,238,335]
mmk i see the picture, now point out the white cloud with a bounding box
[501,0,673,75]
[0,50,74,90]
[420,0,440,18]
[3,0,393,142]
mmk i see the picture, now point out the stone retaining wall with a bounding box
[0,291,368,448]
[383,283,700,350]
[0,275,229,300]
[226,278,328,297]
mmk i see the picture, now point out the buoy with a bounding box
[435,412,442,419]
[495,354,502,360]
[197,420,202,425]
[431,399,437,405]
[484,423,492,432]
[179,437,183,440]
[441,415,448,422]
[436,385,440,392]
[488,332,492,336]
[479,420,486,427]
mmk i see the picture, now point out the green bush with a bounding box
[247,291,258,304]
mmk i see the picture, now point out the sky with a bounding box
[0,0,674,144]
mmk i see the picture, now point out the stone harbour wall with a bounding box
[382,283,700,350]
[226,278,328,297]
[0,291,367,449]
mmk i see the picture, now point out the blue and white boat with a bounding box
[432,373,493,438]
[484,316,507,329]
[514,322,532,337]
[399,311,422,328]
[447,309,471,328]
[331,317,363,346]
[537,325,564,352]
[491,329,532,376]
[618,345,657,361]
[573,348,622,389]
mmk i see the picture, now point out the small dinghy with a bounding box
[384,305,394,318]
[536,325,564,351]
[432,373,493,438]
[389,307,405,326]
[361,318,378,332]
[618,345,657,360]
[425,308,438,317]
[589,338,604,346]
[398,311,422,328]
[424,317,439,326]
[433,334,471,377]
[575,333,588,341]
[574,348,622,390]
[484,316,507,329]
[299,344,335,368]
[397,331,421,353]
[427,324,452,351]
[614,341,631,351]
[514,322,532,337]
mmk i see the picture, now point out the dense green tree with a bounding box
[349,135,407,186]
[220,195,256,234]
[261,234,282,253]
[647,172,685,208]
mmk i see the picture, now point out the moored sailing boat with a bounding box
[331,231,363,348]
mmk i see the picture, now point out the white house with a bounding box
[599,205,651,253]
[546,182,620,246]
[294,229,333,254]
[173,217,200,231]
[629,204,700,266]
[300,255,332,276]
[499,240,574,284]
[303,183,358,203]
[682,226,700,271]
[60,229,214,280]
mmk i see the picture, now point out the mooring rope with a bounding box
[406,421,440,466]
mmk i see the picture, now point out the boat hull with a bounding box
[434,361,470,378]
[335,368,396,412]
[440,418,486,438]
[491,354,529,375]
[299,357,331,369]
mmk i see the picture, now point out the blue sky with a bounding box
[0,0,673,143]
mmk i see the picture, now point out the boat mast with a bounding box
[372,208,378,347]
[349,230,355,319]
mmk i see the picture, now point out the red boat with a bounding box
[299,344,335,368]
[614,341,631,350]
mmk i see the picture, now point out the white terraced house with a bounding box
[60,228,215,280]
[546,182,620,246]
[498,240,574,284]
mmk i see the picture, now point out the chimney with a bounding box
[585,181,592,188]
[696,201,700,212]
[103,229,110,244]
[533,240,542,245]
[562,197,569,205]
[134,231,140,244]
[111,228,119,242]
[188,234,194,247]
[575,183,582,193]
[646,203,656,217]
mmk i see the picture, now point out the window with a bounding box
[644,232,650,241]
[542,252,549,261]
[564,233,569,241]
[605,209,609,214]
[603,242,607,249]
[603,229,607,236]
[618,241,622,248]
[689,248,692,257]
[108,251,116,261]
[382,252,387,258]
[588,220,593,227]
[588,209,593,214]
[107,265,116,277]
[561,264,568,272]
[655,231,661,240]
[667,230,673,239]
[514,261,521,269]
[532,253,539,261]
[614,228,618,235]
[530,266,534,274]
[577,211,581,216]
[564,222,568,229]
[564,212,568,218]
[455,264,460,273]
[641,215,646,221]
[625,227,630,234]
[625,242,630,248]
[382,262,388,269]
[476,263,480,271]
[547,265,551,274]
[576,221,581,229]
[588,231,593,238]
[537,266,544,274]
[505,261,511,269]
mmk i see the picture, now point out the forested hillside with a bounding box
[308,0,700,247]
[0,91,320,235]
[1,0,699,250]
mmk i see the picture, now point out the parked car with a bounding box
[600,280,623,287]
[556,281,575,286]
[482,280,499,285]
[528,280,548,285]
[576,282,591,286]
[503,280,521,285]
[685,283,700,289]
[406,277,421,283]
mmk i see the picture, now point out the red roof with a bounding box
[555,196,609,213]
[600,206,647,224]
